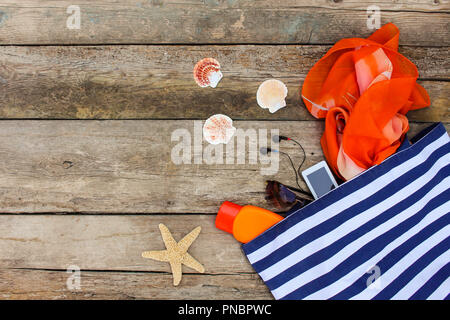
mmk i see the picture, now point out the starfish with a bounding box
[142,223,205,286]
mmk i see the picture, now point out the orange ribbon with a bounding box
[302,23,430,181]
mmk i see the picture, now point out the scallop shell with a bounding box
[203,114,236,145]
[193,58,223,88]
[256,79,288,113]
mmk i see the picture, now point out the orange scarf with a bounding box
[302,23,430,181]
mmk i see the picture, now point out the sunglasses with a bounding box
[265,180,313,210]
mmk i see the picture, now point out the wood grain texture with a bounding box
[170,0,450,11]
[0,1,448,45]
[0,214,272,299]
[0,45,447,121]
[0,0,448,301]
[2,0,449,12]
[0,120,446,213]
[0,120,322,213]
[0,215,251,273]
[0,270,271,299]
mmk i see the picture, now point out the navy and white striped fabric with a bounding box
[243,123,450,300]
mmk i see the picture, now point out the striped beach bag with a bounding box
[243,123,450,300]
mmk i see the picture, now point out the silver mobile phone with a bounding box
[301,161,338,199]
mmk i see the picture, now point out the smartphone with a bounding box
[301,161,338,199]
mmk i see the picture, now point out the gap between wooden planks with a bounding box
[0,0,448,45]
[0,45,448,121]
[0,120,447,214]
[0,0,448,300]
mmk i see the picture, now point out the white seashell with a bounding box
[256,79,288,113]
[193,58,223,88]
[203,114,236,145]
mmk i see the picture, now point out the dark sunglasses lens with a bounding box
[278,184,297,203]
[266,180,296,209]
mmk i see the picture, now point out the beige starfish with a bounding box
[142,223,205,286]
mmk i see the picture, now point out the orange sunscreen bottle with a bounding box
[215,201,283,243]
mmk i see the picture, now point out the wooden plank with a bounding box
[0,1,448,45]
[0,215,267,300]
[2,0,448,12]
[0,45,447,121]
[0,120,446,213]
[0,269,271,299]
[0,214,272,298]
[173,0,450,11]
[0,215,253,273]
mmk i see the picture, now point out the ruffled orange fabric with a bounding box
[302,23,430,181]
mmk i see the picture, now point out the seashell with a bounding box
[203,114,236,145]
[256,79,288,113]
[193,58,223,88]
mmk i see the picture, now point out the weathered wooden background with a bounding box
[0,0,448,299]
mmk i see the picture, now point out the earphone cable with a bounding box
[279,151,302,191]
[286,137,313,197]
[289,138,307,183]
